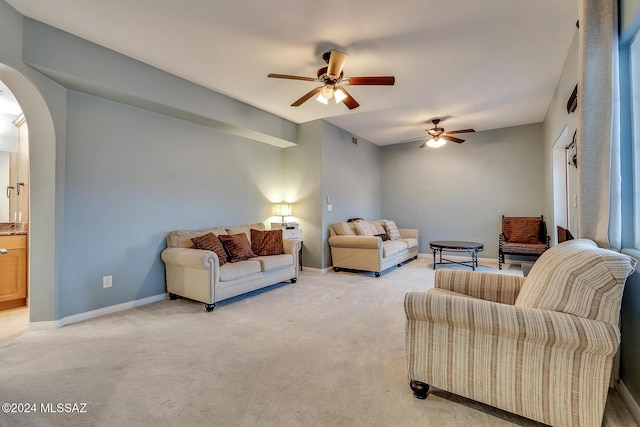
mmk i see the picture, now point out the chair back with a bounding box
[515,239,637,325]
[502,215,545,243]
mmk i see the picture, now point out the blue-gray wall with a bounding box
[321,123,381,268]
[62,91,283,316]
[380,123,544,258]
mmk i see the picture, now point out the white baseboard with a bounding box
[28,293,167,331]
[617,380,640,424]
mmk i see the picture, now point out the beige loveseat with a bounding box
[161,223,301,311]
[405,239,636,427]
[328,220,419,277]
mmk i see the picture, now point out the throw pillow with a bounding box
[334,222,355,235]
[191,233,228,266]
[384,220,401,241]
[250,229,284,256]
[354,221,376,236]
[372,221,387,235]
[218,233,257,263]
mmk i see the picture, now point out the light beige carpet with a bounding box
[0,258,636,426]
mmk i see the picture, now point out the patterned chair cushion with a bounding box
[515,239,637,325]
[501,242,547,255]
[503,217,543,243]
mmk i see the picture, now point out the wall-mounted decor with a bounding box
[567,84,578,114]
[567,130,577,168]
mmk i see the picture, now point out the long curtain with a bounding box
[577,0,622,250]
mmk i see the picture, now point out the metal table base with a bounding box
[429,241,484,271]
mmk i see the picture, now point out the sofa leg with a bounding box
[375,272,381,278]
[169,293,179,300]
[409,380,429,399]
[204,303,215,312]
[290,278,297,283]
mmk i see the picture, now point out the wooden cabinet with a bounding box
[0,234,27,310]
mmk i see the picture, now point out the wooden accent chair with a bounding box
[405,239,637,427]
[498,215,550,269]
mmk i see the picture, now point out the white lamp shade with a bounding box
[274,203,292,217]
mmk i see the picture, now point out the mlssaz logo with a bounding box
[41,403,88,413]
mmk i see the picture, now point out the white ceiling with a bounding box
[5,0,578,146]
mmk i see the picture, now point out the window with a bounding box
[631,32,640,248]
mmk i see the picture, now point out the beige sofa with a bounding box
[328,220,419,277]
[161,222,301,311]
[405,239,636,427]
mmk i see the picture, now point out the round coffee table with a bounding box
[429,240,484,271]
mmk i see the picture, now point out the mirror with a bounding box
[0,80,27,229]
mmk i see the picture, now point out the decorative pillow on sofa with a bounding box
[333,222,355,235]
[218,233,257,263]
[191,233,228,266]
[250,229,284,256]
[354,221,377,236]
[383,220,401,240]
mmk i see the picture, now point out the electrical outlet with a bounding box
[103,275,112,288]
[327,204,333,212]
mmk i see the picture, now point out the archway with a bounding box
[0,63,57,324]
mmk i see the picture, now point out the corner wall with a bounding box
[380,123,544,258]
[321,123,381,268]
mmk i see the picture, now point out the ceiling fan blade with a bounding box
[327,51,348,80]
[442,135,465,144]
[338,87,360,110]
[447,129,476,135]
[347,76,395,85]
[291,87,323,106]
[418,140,428,149]
[268,73,316,82]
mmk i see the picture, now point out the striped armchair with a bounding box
[405,239,636,427]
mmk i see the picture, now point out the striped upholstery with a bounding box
[516,239,636,325]
[384,220,402,240]
[405,239,636,427]
[354,221,377,236]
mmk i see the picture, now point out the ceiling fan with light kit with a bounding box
[267,50,395,109]
[418,119,475,148]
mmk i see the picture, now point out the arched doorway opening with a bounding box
[0,63,58,329]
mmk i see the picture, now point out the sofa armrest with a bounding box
[404,291,619,356]
[434,269,525,305]
[328,235,381,249]
[282,238,301,255]
[399,228,419,239]
[161,247,218,270]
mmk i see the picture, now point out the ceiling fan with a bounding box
[267,50,395,110]
[418,119,475,148]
